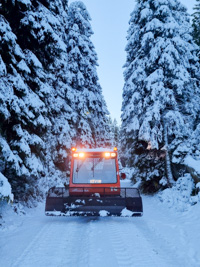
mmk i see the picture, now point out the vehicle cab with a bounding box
[69,147,120,196]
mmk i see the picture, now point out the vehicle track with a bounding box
[9,209,197,267]
[108,218,167,267]
[86,218,119,267]
[12,222,54,267]
[62,218,91,267]
[128,219,188,267]
[12,218,89,267]
[108,219,137,267]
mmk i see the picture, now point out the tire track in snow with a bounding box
[11,215,191,267]
[60,218,91,267]
[12,218,85,267]
[142,195,200,267]
[61,217,113,267]
[12,221,54,267]
[108,218,163,267]
[108,218,178,267]
[178,228,199,267]
[108,219,136,267]
[131,219,187,267]
[86,218,119,267]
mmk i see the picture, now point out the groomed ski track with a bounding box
[1,191,200,267]
[9,216,179,267]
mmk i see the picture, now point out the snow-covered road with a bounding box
[1,190,200,267]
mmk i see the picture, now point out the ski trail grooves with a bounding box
[108,219,136,267]
[108,218,164,267]
[11,217,183,267]
[1,196,199,267]
[12,219,83,267]
[127,219,186,267]
[60,218,90,267]
[12,222,53,267]
[86,218,119,267]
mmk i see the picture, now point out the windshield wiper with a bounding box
[91,158,103,171]
[76,160,85,173]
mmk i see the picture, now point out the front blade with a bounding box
[45,187,143,217]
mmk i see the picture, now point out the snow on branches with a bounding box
[121,0,200,192]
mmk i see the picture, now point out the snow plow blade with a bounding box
[45,187,143,217]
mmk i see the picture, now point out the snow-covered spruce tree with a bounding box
[20,0,75,174]
[0,0,75,201]
[0,14,50,202]
[39,0,68,14]
[192,0,200,47]
[121,0,200,193]
[0,0,112,204]
[6,0,78,181]
[112,118,120,146]
[67,1,111,148]
[108,117,120,147]
[0,173,13,203]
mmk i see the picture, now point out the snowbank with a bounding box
[159,173,199,212]
[0,173,13,202]
[99,210,109,217]
[120,208,134,217]
[184,155,200,175]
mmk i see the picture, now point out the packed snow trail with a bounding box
[1,214,181,267]
[1,193,200,267]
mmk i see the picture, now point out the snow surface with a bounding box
[99,210,109,217]
[0,178,199,267]
[0,173,13,201]
[184,155,200,175]
[120,208,135,217]
[159,173,197,212]
[0,194,200,267]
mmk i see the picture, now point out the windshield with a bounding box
[73,157,117,184]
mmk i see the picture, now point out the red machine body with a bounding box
[69,148,121,196]
[45,147,143,217]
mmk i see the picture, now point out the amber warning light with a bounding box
[73,152,85,158]
[79,152,85,158]
[104,152,116,158]
[71,147,77,152]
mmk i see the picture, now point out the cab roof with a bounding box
[76,148,116,153]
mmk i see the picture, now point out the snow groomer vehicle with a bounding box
[45,147,143,216]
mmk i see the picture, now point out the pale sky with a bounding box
[69,0,196,125]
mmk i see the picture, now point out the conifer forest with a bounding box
[1,1,200,266]
[0,0,200,211]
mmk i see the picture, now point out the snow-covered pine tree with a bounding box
[0,14,50,201]
[0,0,76,200]
[121,0,200,193]
[0,173,13,203]
[0,0,112,203]
[67,1,111,148]
[39,0,68,14]
[8,0,77,179]
[112,118,120,146]
[192,0,200,47]
[108,117,120,147]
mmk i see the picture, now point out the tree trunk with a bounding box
[164,124,174,186]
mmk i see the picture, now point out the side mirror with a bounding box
[120,173,126,180]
